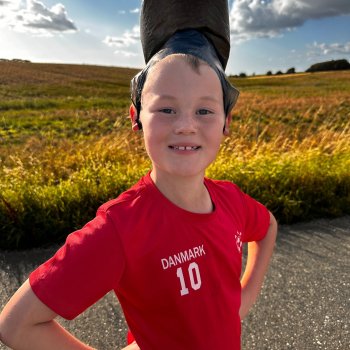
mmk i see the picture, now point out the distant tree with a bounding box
[306,59,350,72]
[275,70,283,75]
[286,67,296,74]
[239,72,247,78]
[11,59,31,63]
[266,70,272,76]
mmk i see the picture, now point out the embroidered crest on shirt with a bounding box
[234,230,242,253]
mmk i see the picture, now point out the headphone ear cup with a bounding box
[132,120,143,131]
[132,123,139,131]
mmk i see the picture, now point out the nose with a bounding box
[174,113,197,135]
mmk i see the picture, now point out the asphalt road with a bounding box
[1,216,349,349]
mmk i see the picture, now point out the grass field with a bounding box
[1,61,349,249]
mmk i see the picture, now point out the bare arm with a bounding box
[121,341,141,350]
[0,279,94,350]
[240,211,278,320]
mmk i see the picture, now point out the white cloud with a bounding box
[118,10,126,15]
[103,25,141,59]
[0,0,21,18]
[114,50,138,57]
[308,41,350,56]
[0,0,77,35]
[230,0,350,42]
[0,0,21,8]
[129,8,140,14]
[103,35,126,47]
[103,25,140,48]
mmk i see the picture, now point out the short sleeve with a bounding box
[240,192,270,243]
[29,209,125,320]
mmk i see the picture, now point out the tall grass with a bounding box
[0,133,150,248]
[0,62,349,249]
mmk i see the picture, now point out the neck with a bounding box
[150,170,213,214]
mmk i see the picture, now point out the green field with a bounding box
[1,61,349,249]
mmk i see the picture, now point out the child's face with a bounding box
[134,55,231,180]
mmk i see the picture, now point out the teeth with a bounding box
[172,146,199,150]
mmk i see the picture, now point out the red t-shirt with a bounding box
[30,173,270,350]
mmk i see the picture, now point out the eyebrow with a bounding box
[154,94,221,104]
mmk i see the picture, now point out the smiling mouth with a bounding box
[169,145,201,151]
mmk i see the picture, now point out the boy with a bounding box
[0,2,277,348]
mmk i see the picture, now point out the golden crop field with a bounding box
[0,61,349,249]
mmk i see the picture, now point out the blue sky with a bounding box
[0,0,350,75]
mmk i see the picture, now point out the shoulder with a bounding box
[205,177,263,216]
[205,178,244,200]
[97,174,159,230]
[205,177,238,189]
[99,176,150,215]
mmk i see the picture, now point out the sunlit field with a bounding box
[1,62,349,249]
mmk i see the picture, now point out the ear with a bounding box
[129,104,140,131]
[223,113,232,136]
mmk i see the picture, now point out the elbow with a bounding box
[0,319,28,349]
[0,303,28,348]
[269,211,278,236]
[264,211,278,246]
[0,314,18,348]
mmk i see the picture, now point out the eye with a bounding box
[197,109,213,115]
[159,108,175,114]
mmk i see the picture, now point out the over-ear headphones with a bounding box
[130,103,143,131]
[132,119,143,131]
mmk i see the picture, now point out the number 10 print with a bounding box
[176,262,202,296]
